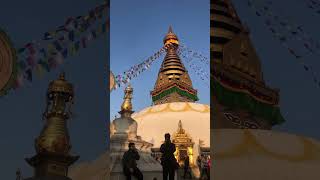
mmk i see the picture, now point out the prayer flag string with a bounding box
[113,47,166,89]
[11,1,109,91]
[178,46,210,87]
[248,0,320,87]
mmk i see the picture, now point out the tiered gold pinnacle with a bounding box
[211,0,243,62]
[151,26,198,105]
[211,0,284,129]
[25,73,78,179]
[212,0,264,81]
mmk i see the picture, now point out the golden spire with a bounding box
[25,73,79,178]
[151,26,198,105]
[211,0,284,129]
[163,26,179,47]
[211,0,244,63]
[121,84,133,113]
[211,0,264,81]
[35,72,74,154]
[161,25,186,78]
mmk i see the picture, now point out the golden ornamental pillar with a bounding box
[25,73,79,179]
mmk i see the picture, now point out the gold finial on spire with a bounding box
[168,25,173,33]
[164,26,179,46]
[121,84,133,112]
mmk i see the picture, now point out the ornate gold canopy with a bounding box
[172,120,195,165]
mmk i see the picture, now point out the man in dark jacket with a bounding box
[122,142,143,180]
[160,133,178,180]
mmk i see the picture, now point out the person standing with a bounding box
[183,155,192,179]
[160,133,179,180]
[197,155,202,177]
[200,155,208,179]
[207,156,211,180]
[122,142,143,180]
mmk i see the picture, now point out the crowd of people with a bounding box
[122,133,211,180]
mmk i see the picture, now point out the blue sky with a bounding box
[110,0,210,120]
[232,0,320,139]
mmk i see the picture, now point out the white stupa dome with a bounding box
[212,129,320,180]
[132,102,210,164]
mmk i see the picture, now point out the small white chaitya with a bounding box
[109,85,162,179]
[68,85,162,180]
